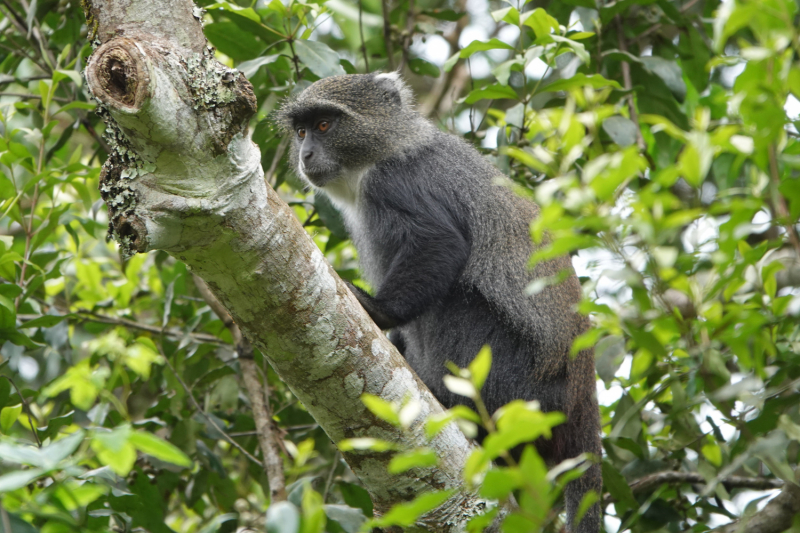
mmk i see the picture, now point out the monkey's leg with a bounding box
[563,387,603,533]
[387,329,407,355]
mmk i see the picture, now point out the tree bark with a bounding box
[709,480,800,533]
[82,0,502,530]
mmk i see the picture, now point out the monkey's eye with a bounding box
[316,121,330,133]
[297,128,306,139]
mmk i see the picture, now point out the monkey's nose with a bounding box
[303,150,314,161]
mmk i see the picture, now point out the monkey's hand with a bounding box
[344,281,399,330]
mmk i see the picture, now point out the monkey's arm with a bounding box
[346,214,470,330]
[345,281,400,329]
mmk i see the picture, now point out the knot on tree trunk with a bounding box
[84,32,261,257]
[86,38,149,111]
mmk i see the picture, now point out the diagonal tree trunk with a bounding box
[81,0,502,530]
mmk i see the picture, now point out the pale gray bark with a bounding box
[82,0,503,530]
[709,480,800,533]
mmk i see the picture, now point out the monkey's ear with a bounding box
[374,72,413,107]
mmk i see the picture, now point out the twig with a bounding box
[615,16,645,152]
[192,274,288,502]
[322,450,340,502]
[241,359,288,501]
[603,470,786,507]
[381,0,395,70]
[634,0,703,45]
[2,376,41,447]
[0,503,10,533]
[768,144,800,257]
[359,0,369,72]
[399,0,415,70]
[18,312,225,344]
[80,118,111,156]
[631,472,783,495]
[0,92,69,102]
[160,348,263,468]
[264,136,289,187]
[708,477,800,533]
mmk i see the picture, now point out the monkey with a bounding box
[276,72,601,533]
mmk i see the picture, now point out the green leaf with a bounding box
[468,345,492,390]
[491,7,519,25]
[323,504,367,533]
[18,314,69,329]
[464,84,517,104]
[91,425,137,476]
[701,442,722,466]
[459,39,515,59]
[0,468,46,493]
[129,431,193,468]
[602,116,638,147]
[561,0,595,7]
[338,438,396,452]
[467,507,499,533]
[541,73,621,93]
[421,9,465,21]
[0,380,9,411]
[388,448,438,473]
[338,482,373,518]
[360,393,400,426]
[206,1,261,21]
[641,56,686,100]
[479,467,525,499]
[267,501,301,533]
[315,193,348,239]
[294,40,347,78]
[408,58,440,78]
[0,294,15,330]
[0,404,22,433]
[204,21,263,61]
[372,490,455,527]
[601,461,638,509]
[522,8,559,39]
[301,483,326,533]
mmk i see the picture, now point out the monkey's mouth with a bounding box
[301,164,340,187]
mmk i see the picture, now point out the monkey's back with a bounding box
[353,131,597,432]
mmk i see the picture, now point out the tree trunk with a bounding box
[82,0,501,529]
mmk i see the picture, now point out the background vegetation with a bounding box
[0,0,799,531]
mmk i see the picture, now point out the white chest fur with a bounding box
[320,167,370,226]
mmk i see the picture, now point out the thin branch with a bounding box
[614,16,645,153]
[18,312,225,345]
[633,0,704,45]
[708,478,800,533]
[399,0,415,71]
[381,0,395,70]
[359,0,369,72]
[0,503,10,533]
[2,376,41,447]
[193,274,287,502]
[264,135,289,187]
[322,450,340,502]
[768,143,800,257]
[241,359,288,502]
[0,92,69,102]
[160,348,264,468]
[630,472,784,496]
[80,118,111,156]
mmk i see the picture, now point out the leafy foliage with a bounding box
[0,0,799,531]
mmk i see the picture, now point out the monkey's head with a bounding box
[276,73,424,187]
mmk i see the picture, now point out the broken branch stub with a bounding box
[85,34,258,257]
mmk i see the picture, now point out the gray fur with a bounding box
[276,73,602,533]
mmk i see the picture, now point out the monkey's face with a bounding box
[277,73,423,188]
[291,114,343,187]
